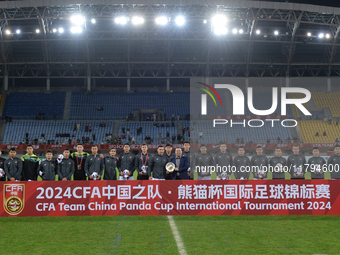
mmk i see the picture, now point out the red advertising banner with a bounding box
[0,180,338,217]
[0,143,336,151]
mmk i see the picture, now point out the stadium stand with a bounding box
[3,121,114,144]
[298,120,340,143]
[312,92,340,118]
[69,91,189,120]
[3,92,65,119]
[189,120,292,144]
[289,93,310,118]
[118,122,178,144]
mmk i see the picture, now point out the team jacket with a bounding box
[251,155,269,178]
[233,155,251,179]
[118,152,136,173]
[183,150,195,177]
[269,156,287,179]
[57,158,75,180]
[103,156,118,180]
[287,154,306,179]
[148,154,168,179]
[194,153,214,177]
[214,152,233,175]
[0,157,6,181]
[38,159,56,181]
[21,153,40,181]
[4,157,22,181]
[136,153,152,173]
[327,154,340,179]
[308,156,326,179]
[85,154,104,177]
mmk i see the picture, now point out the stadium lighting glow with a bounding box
[131,16,144,25]
[232,28,238,34]
[16,29,21,34]
[274,30,279,35]
[213,27,228,35]
[5,30,10,35]
[52,28,57,33]
[256,29,261,35]
[211,14,228,35]
[155,16,168,25]
[70,26,82,34]
[115,16,128,25]
[91,19,96,24]
[175,16,185,26]
[326,33,331,39]
[36,29,40,34]
[239,29,244,34]
[318,33,324,38]
[203,19,207,24]
[70,15,85,25]
[58,28,64,33]
[307,32,312,37]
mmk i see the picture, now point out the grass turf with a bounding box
[0,215,339,254]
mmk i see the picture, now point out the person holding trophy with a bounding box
[136,143,152,180]
[288,144,306,179]
[169,148,189,180]
[118,143,136,180]
[251,146,268,180]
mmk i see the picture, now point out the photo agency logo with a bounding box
[197,83,312,128]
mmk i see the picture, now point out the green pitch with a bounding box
[0,215,339,254]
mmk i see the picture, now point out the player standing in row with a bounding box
[4,148,22,181]
[182,141,192,179]
[148,145,167,180]
[288,144,306,179]
[328,144,340,179]
[195,144,213,180]
[269,147,287,179]
[214,142,232,180]
[21,145,40,181]
[0,148,6,181]
[251,146,268,180]
[85,145,104,180]
[308,147,326,179]
[118,143,135,180]
[136,143,151,180]
[164,143,175,180]
[71,144,90,180]
[233,146,251,180]
[57,148,75,181]
[38,150,56,181]
[103,148,118,180]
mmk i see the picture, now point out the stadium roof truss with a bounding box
[0,0,340,78]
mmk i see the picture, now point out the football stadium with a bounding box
[1,0,340,254]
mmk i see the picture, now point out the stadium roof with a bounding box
[1,0,340,79]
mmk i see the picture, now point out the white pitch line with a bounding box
[167,215,187,255]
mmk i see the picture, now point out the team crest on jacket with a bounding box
[3,184,25,215]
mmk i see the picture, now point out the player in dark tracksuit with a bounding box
[328,144,340,179]
[57,148,75,181]
[194,144,214,180]
[287,145,306,179]
[308,147,326,179]
[118,143,136,180]
[136,143,152,180]
[104,148,118,180]
[4,148,22,181]
[269,147,287,179]
[0,148,6,181]
[38,150,56,181]
[70,144,90,180]
[21,145,40,181]
[148,145,168,180]
[214,143,233,180]
[233,146,251,180]
[182,141,194,179]
[251,146,268,180]
[85,145,104,180]
[164,144,175,180]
